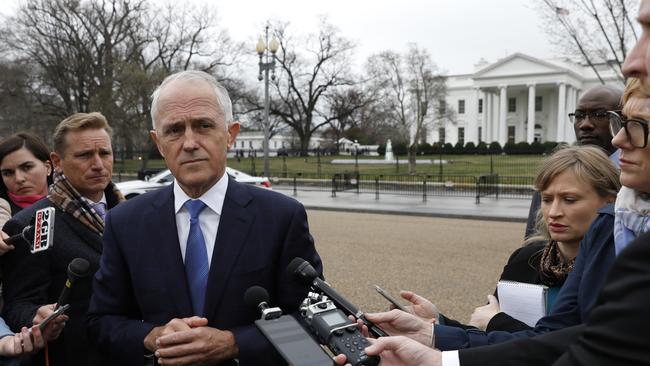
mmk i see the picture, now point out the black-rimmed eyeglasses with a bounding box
[568,110,610,124]
[607,111,650,148]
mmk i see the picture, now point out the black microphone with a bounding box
[56,258,90,310]
[5,207,56,253]
[244,286,282,320]
[288,257,388,338]
[244,286,333,366]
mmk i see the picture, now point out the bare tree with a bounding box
[269,19,357,155]
[366,44,448,174]
[538,0,639,84]
[0,0,245,160]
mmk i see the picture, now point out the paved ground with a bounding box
[276,188,531,222]
[304,209,526,324]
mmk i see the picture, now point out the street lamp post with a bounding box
[256,25,279,178]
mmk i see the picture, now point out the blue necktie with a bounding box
[184,199,209,316]
[91,202,106,221]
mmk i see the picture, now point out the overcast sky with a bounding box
[0,0,561,75]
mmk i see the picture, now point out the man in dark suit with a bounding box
[87,70,322,365]
[2,112,123,366]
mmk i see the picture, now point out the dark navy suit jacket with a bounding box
[435,204,616,350]
[87,177,323,365]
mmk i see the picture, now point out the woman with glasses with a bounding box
[607,78,650,255]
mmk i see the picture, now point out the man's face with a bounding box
[150,79,240,198]
[612,95,650,192]
[51,128,113,201]
[624,0,650,83]
[572,88,619,154]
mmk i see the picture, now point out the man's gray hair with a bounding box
[150,70,233,129]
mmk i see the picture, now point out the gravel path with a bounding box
[306,210,525,323]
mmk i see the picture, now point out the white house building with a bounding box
[232,130,326,156]
[434,53,621,146]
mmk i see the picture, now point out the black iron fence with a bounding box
[271,173,534,203]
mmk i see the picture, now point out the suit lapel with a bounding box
[204,178,254,318]
[150,186,193,317]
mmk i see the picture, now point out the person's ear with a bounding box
[50,152,62,173]
[150,130,165,158]
[227,122,241,149]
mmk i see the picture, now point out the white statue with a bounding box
[385,139,394,161]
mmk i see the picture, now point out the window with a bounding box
[507,126,516,144]
[478,127,482,143]
[458,100,465,114]
[478,99,483,114]
[439,127,446,144]
[458,127,465,145]
[274,141,277,148]
[535,96,543,112]
[508,97,516,112]
[438,99,446,115]
[249,141,253,148]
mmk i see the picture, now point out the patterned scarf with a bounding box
[614,186,650,255]
[48,172,124,235]
[538,241,575,287]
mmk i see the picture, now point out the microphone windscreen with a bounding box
[244,286,269,309]
[68,258,90,280]
[287,257,306,276]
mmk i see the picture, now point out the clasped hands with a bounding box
[144,316,238,366]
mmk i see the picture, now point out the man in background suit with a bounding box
[87,70,322,365]
[3,112,122,366]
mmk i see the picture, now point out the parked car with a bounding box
[117,167,271,199]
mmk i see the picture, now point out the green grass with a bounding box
[114,154,545,178]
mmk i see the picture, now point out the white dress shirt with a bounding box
[173,173,228,266]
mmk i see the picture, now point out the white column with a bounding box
[527,83,536,144]
[492,92,499,142]
[481,90,488,142]
[499,85,508,146]
[486,92,493,142]
[556,82,567,142]
[564,86,577,143]
[467,87,480,144]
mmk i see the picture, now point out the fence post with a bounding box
[422,177,427,202]
[375,176,380,200]
[293,176,297,196]
[356,172,360,194]
[251,153,257,176]
[439,151,443,176]
[496,174,500,199]
[331,175,337,198]
[475,176,480,204]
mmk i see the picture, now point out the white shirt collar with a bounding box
[173,172,229,215]
[82,193,107,205]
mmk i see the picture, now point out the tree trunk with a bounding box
[408,143,417,174]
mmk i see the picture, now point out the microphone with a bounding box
[244,286,282,320]
[288,257,388,338]
[244,286,333,366]
[5,207,56,253]
[56,258,91,310]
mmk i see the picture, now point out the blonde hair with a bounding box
[525,145,620,244]
[53,112,113,155]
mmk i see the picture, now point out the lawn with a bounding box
[114,154,545,178]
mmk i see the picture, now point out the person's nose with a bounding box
[182,129,200,151]
[548,199,563,219]
[14,170,26,184]
[623,35,649,79]
[612,128,632,150]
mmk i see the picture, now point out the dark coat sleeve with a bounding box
[552,232,650,366]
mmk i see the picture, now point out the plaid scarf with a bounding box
[48,172,125,235]
[538,241,575,287]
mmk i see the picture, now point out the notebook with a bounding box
[496,280,549,327]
